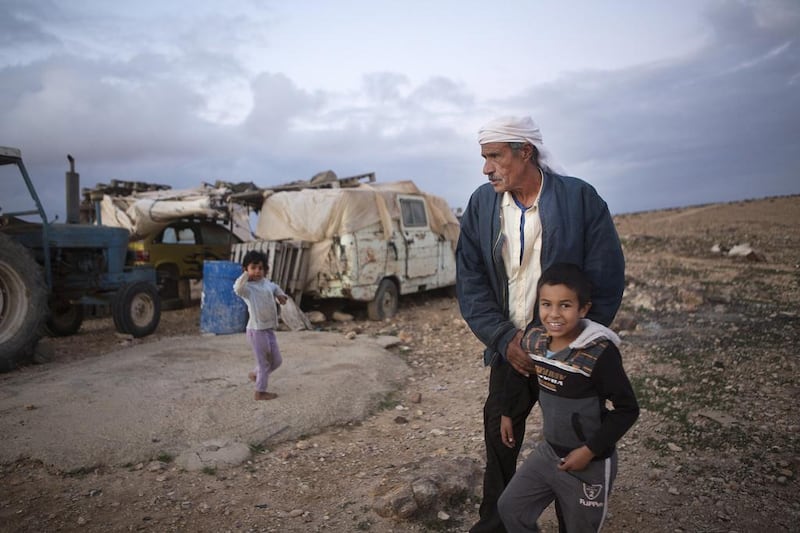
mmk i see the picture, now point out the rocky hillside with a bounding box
[1,195,798,532]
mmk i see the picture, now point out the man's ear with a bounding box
[580,301,592,318]
[527,143,539,163]
[521,143,535,161]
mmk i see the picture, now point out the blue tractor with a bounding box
[0,147,161,372]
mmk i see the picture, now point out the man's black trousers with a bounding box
[470,363,537,533]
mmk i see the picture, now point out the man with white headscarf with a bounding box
[456,116,625,533]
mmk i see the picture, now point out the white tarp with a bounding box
[254,181,460,291]
[254,180,460,244]
[98,185,252,241]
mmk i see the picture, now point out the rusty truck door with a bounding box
[397,195,438,279]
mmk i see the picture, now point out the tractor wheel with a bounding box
[44,301,84,337]
[0,234,47,372]
[366,279,399,321]
[112,281,161,338]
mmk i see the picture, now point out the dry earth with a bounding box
[1,195,799,533]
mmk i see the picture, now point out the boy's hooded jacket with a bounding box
[504,319,639,459]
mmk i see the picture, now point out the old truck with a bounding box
[0,147,161,372]
[230,173,460,320]
[81,180,251,304]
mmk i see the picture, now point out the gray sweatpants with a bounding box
[498,440,617,533]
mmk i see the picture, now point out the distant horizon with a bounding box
[611,192,800,217]
[3,151,797,224]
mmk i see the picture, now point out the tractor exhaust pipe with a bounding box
[66,154,80,224]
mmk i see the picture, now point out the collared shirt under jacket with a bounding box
[456,169,625,366]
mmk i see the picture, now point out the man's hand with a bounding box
[506,330,536,377]
[276,295,288,305]
[557,445,594,472]
[500,415,515,448]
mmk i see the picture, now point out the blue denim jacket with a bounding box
[456,170,625,366]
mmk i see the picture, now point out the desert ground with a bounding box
[1,195,798,532]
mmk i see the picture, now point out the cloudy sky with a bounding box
[1,0,798,222]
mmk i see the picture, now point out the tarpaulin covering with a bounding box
[254,180,460,244]
[97,185,252,241]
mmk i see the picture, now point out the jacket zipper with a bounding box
[493,196,508,314]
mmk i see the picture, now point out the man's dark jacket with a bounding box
[456,170,625,366]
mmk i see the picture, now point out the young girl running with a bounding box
[233,251,288,401]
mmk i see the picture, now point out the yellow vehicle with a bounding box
[129,219,241,301]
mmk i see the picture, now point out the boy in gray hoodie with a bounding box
[498,263,639,533]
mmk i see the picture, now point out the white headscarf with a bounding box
[478,115,566,174]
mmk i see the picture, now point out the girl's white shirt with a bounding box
[233,271,287,330]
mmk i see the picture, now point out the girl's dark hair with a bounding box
[241,250,268,271]
[537,263,592,306]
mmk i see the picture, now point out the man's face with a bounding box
[480,142,531,193]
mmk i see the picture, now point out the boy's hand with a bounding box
[500,415,515,448]
[558,445,594,472]
[276,295,288,305]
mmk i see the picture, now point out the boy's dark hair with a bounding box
[241,250,268,271]
[537,263,592,307]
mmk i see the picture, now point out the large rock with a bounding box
[371,456,482,521]
[175,438,251,471]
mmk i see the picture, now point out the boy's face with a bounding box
[538,283,591,346]
[245,262,266,281]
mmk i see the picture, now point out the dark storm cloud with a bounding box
[410,77,474,109]
[0,55,217,163]
[507,0,800,213]
[0,1,61,47]
[244,73,324,140]
[0,51,232,219]
[3,0,798,223]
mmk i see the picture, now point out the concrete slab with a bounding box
[0,331,409,471]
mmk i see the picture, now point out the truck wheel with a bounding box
[0,234,47,372]
[44,301,84,337]
[112,281,161,338]
[156,265,179,300]
[367,279,399,321]
[445,284,458,298]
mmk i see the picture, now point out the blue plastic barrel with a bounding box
[200,260,248,334]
